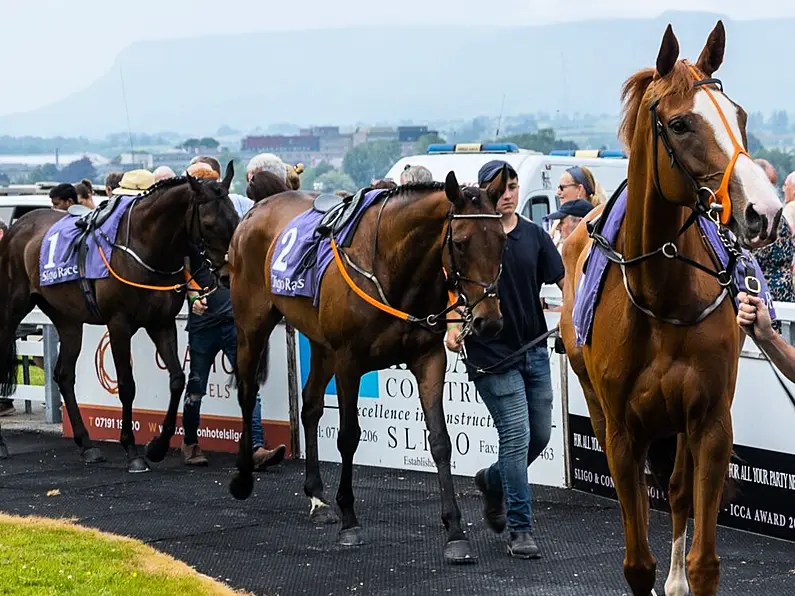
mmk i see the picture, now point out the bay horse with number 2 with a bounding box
[560,21,783,596]
[227,169,509,564]
[0,165,239,470]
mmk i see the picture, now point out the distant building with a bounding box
[353,127,398,146]
[241,135,321,165]
[119,152,155,169]
[397,126,438,155]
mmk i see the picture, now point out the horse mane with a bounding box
[618,60,699,151]
[390,181,446,197]
[132,174,226,206]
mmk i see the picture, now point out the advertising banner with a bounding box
[67,320,294,456]
[297,313,569,487]
[566,336,795,542]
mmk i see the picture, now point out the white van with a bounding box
[385,143,629,225]
[0,195,54,227]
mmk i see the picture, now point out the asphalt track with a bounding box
[1,430,794,595]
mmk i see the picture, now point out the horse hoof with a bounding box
[444,539,478,565]
[229,473,254,500]
[0,445,8,459]
[338,526,367,547]
[145,438,168,463]
[82,447,106,464]
[128,457,150,473]
[310,504,339,525]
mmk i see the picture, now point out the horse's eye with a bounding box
[669,118,688,135]
[453,238,467,251]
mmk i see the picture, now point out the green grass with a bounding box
[0,514,254,596]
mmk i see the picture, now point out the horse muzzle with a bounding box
[744,203,782,248]
[217,264,231,289]
[471,315,503,338]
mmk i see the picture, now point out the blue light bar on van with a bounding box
[426,143,519,154]
[548,149,627,159]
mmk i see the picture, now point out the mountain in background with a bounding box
[0,10,791,137]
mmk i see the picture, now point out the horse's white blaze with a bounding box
[693,89,782,234]
[309,496,327,514]
[664,529,689,596]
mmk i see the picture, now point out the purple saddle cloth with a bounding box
[39,196,135,287]
[572,183,775,347]
[269,189,384,306]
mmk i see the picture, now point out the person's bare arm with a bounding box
[737,292,795,383]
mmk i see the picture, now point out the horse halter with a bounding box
[437,207,503,332]
[649,61,748,226]
[589,62,759,327]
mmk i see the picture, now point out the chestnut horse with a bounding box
[0,167,239,471]
[227,170,508,564]
[560,22,783,596]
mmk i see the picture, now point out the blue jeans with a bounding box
[182,320,264,449]
[474,345,553,533]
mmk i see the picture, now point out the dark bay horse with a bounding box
[227,170,509,564]
[559,21,783,596]
[0,165,239,471]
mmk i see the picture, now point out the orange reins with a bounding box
[97,245,205,294]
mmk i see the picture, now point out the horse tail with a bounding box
[254,341,271,387]
[0,232,19,398]
[646,434,741,512]
[646,435,678,512]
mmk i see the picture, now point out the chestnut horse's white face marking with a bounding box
[692,88,782,243]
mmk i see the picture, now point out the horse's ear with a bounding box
[656,24,679,78]
[696,20,726,77]
[445,171,463,206]
[222,160,234,191]
[186,173,202,194]
[494,164,510,194]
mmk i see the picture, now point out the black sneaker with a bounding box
[474,468,506,534]
[507,531,541,559]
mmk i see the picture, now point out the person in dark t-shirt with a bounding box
[180,160,285,470]
[446,160,564,560]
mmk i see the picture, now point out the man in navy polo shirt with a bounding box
[446,160,564,559]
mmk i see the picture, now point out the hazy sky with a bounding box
[1,1,793,119]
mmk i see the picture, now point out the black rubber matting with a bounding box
[1,430,794,595]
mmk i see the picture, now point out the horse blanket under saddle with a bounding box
[572,184,775,347]
[270,189,385,306]
[39,196,135,287]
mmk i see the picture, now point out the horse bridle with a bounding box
[331,188,503,332]
[591,62,759,326]
[94,178,227,298]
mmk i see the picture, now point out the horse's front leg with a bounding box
[604,422,656,595]
[333,360,366,546]
[686,403,732,596]
[409,345,476,565]
[144,321,186,463]
[107,320,148,473]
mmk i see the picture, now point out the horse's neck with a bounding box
[126,186,192,267]
[376,193,448,310]
[622,181,717,315]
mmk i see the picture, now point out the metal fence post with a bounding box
[284,323,301,460]
[43,324,61,424]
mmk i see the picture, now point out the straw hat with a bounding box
[112,169,155,195]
